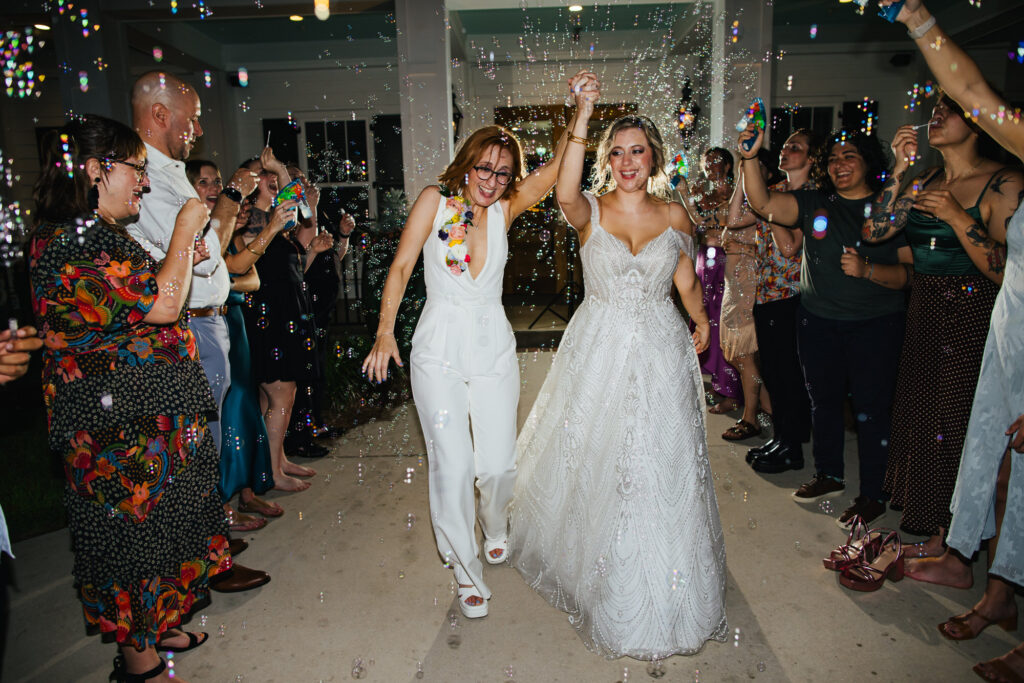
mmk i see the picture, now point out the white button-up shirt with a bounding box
[127,143,230,308]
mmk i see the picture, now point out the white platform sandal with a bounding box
[454,566,488,618]
[484,535,508,565]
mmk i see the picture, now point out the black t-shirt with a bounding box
[792,189,908,320]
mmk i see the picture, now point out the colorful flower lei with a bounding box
[437,187,474,276]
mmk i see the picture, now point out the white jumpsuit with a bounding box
[410,194,519,599]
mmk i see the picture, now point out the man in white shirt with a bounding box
[128,71,269,593]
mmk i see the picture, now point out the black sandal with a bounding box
[156,630,208,653]
[722,419,761,441]
[109,654,167,682]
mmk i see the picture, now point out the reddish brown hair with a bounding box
[438,125,525,198]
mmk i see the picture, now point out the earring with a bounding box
[88,178,100,211]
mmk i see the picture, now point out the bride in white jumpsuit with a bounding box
[363,71,600,618]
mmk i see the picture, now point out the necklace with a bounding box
[437,187,474,276]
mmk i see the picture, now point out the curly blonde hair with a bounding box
[591,115,671,200]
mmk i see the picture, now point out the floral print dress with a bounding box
[29,219,230,651]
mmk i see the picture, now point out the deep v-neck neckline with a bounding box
[463,200,499,281]
[598,221,673,258]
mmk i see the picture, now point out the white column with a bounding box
[395,0,454,200]
[709,0,773,148]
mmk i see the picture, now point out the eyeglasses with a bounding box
[104,158,148,181]
[472,165,513,185]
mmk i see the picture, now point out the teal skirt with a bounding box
[219,292,274,498]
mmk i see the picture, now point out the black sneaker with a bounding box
[791,473,845,504]
[751,443,804,473]
[836,496,886,529]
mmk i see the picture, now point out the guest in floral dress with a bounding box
[29,114,228,683]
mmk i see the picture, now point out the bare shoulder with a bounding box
[416,185,443,205]
[668,200,694,235]
[987,166,1024,198]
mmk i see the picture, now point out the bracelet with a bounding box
[221,186,243,203]
[567,133,588,145]
[245,244,265,256]
[907,16,936,40]
[339,230,354,238]
[867,263,874,280]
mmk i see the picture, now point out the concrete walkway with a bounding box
[3,350,1017,682]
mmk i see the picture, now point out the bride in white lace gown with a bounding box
[509,104,727,660]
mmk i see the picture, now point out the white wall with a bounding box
[770,41,1011,157]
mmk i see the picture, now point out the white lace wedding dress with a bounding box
[510,192,727,660]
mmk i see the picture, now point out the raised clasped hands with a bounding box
[568,70,600,114]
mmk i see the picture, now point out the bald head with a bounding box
[131,71,203,161]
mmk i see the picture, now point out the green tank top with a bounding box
[904,168,1002,276]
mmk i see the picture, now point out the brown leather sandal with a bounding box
[939,608,1018,641]
[722,419,760,441]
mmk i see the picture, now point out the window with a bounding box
[770,106,833,149]
[305,120,368,184]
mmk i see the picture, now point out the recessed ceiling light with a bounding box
[34,23,51,30]
[569,4,583,12]
[289,15,304,21]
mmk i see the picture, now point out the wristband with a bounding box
[245,244,265,256]
[907,16,936,40]
[221,186,243,203]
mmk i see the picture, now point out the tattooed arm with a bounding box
[863,127,924,243]
[913,169,1022,284]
